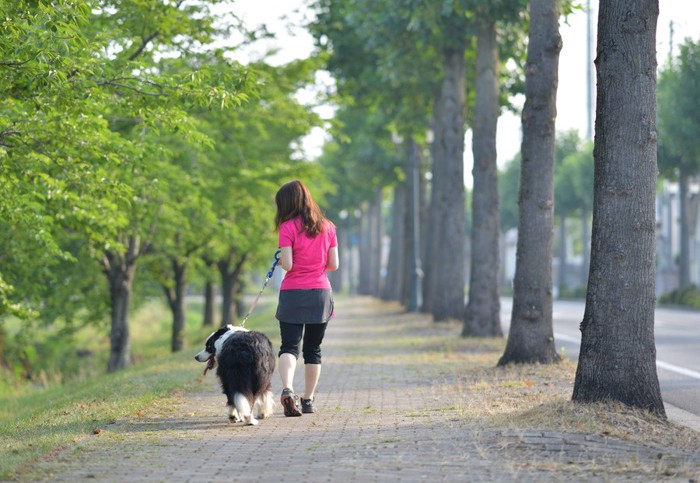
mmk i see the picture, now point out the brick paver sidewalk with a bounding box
[26,297,700,482]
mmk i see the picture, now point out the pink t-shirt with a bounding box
[278,217,337,290]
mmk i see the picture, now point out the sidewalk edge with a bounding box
[665,402,700,433]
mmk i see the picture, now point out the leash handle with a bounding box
[241,250,282,327]
[267,250,281,278]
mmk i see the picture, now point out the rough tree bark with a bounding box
[572,0,665,415]
[464,20,502,336]
[357,204,371,295]
[218,253,247,327]
[103,236,146,372]
[432,43,467,322]
[499,0,561,363]
[163,257,187,352]
[422,100,445,314]
[382,182,406,301]
[369,186,383,297]
[203,280,216,327]
[357,190,383,297]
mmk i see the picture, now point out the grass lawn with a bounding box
[0,296,279,480]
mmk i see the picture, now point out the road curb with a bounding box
[665,402,700,433]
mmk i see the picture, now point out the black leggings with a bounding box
[278,321,327,364]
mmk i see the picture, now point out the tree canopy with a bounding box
[0,0,325,375]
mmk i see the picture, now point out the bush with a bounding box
[0,299,202,396]
[559,285,587,299]
[658,285,700,309]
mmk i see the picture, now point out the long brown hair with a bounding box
[274,180,326,236]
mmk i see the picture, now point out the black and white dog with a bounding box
[195,325,275,425]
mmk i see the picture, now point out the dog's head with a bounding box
[194,325,249,375]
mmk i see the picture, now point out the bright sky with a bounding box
[227,0,700,183]
[493,0,700,168]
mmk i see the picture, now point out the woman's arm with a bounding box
[279,246,293,271]
[326,246,339,271]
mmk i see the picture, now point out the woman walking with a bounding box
[274,180,339,417]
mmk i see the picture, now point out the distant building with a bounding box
[656,178,700,295]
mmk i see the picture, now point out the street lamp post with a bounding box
[391,132,423,312]
[408,139,423,312]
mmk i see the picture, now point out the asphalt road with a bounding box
[500,298,700,417]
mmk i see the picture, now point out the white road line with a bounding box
[554,332,700,381]
[554,332,581,345]
[656,361,700,380]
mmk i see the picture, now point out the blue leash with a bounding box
[240,250,281,327]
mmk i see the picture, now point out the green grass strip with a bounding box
[0,297,279,479]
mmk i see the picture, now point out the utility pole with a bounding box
[586,0,593,140]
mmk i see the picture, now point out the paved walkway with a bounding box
[26,297,700,482]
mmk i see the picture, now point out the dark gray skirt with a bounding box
[275,289,334,325]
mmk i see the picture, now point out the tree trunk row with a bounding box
[464,20,502,336]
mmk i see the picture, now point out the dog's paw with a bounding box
[246,417,258,426]
[228,408,242,423]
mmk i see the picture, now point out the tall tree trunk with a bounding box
[357,204,372,295]
[106,271,133,372]
[103,236,142,372]
[558,215,568,294]
[463,20,500,335]
[382,182,406,301]
[218,253,247,327]
[499,2,561,364]
[369,186,383,297]
[162,258,187,352]
[422,103,445,314]
[572,0,664,415]
[356,193,382,297]
[678,167,691,288]
[347,219,359,294]
[433,44,467,322]
[203,280,216,327]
